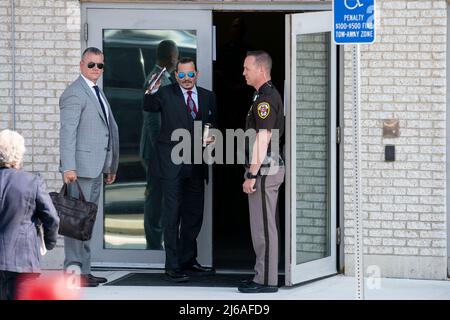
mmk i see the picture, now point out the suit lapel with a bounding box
[198,89,208,123]
[77,76,108,126]
[173,85,190,129]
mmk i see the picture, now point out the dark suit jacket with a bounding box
[0,168,59,273]
[143,84,217,180]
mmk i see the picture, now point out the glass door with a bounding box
[285,11,337,285]
[85,8,213,268]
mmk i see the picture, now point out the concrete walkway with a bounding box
[78,271,450,300]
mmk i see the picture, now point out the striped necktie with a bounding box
[186,90,197,119]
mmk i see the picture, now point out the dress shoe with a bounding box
[240,278,254,285]
[80,275,99,287]
[146,245,164,250]
[165,269,189,283]
[238,281,278,293]
[183,262,216,276]
[87,274,107,284]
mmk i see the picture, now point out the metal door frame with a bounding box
[80,2,338,271]
[84,7,213,268]
[285,11,338,285]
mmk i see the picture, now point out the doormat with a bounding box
[105,273,284,288]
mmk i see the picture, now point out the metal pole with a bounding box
[11,0,16,130]
[351,44,364,300]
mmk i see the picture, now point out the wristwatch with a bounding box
[245,172,258,180]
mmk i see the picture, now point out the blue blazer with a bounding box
[0,168,59,273]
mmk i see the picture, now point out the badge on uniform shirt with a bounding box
[257,102,270,119]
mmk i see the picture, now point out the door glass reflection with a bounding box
[102,29,197,249]
[295,32,331,264]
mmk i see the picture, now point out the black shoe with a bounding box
[238,281,278,293]
[146,245,164,250]
[240,278,254,285]
[183,262,216,276]
[87,274,107,284]
[80,275,99,287]
[165,269,189,283]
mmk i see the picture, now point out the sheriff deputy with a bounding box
[239,50,285,294]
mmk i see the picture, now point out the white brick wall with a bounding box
[343,0,448,279]
[0,0,80,192]
[1,0,448,278]
[0,1,12,130]
[1,0,81,269]
[296,32,330,263]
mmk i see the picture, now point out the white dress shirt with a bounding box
[81,74,109,123]
[180,86,199,113]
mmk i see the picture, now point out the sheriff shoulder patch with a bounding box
[257,102,270,119]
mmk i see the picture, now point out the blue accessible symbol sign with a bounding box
[333,0,376,44]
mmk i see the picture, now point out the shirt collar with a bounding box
[180,85,198,96]
[258,81,272,94]
[81,74,97,88]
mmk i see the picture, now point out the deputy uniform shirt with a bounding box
[245,81,284,166]
[245,81,283,134]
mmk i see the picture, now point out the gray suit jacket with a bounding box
[59,76,119,178]
[139,66,173,163]
[0,168,59,273]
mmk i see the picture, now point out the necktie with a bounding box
[93,85,109,124]
[186,90,198,119]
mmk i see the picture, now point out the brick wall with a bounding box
[0,2,13,134]
[296,32,330,263]
[0,0,81,192]
[343,0,448,279]
[1,0,81,269]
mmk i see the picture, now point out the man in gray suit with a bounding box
[140,40,178,250]
[59,47,119,287]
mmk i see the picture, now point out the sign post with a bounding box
[333,0,376,300]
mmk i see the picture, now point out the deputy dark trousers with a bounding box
[247,166,285,287]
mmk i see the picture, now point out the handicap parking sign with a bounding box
[333,0,376,44]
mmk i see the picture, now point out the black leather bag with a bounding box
[49,181,98,241]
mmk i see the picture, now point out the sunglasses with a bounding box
[86,62,104,69]
[177,71,196,79]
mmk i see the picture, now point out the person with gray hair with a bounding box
[0,129,26,169]
[0,129,59,300]
[59,46,120,287]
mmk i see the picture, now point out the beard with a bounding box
[181,80,194,88]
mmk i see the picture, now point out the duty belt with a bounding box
[244,153,284,169]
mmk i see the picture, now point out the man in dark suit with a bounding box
[143,57,216,282]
